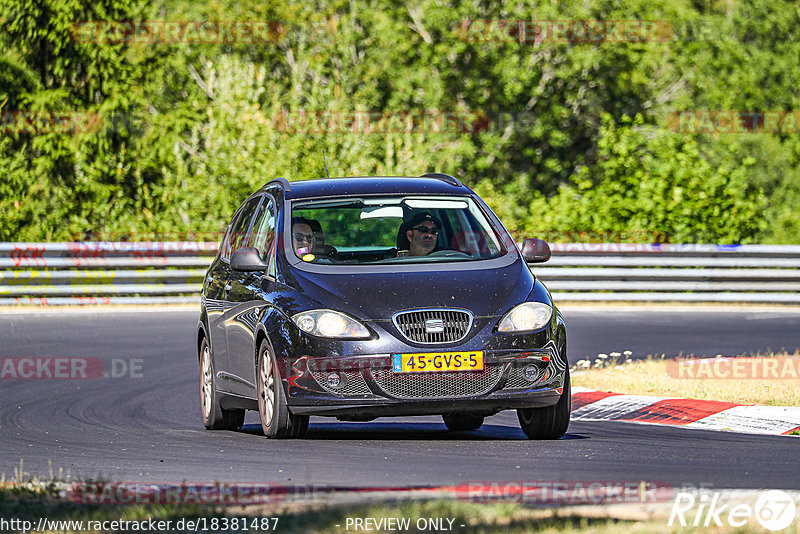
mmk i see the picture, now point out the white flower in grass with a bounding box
[610,352,621,357]
[623,350,632,356]
[598,353,609,359]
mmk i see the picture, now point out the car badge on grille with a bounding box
[424,319,445,334]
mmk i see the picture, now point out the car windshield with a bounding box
[289,195,510,264]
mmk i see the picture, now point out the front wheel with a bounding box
[257,339,308,439]
[517,368,571,440]
[199,337,244,431]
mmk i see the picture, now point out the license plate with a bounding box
[392,351,484,373]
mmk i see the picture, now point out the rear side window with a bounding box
[219,196,263,261]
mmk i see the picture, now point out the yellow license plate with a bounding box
[392,351,484,373]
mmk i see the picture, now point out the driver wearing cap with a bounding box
[405,212,441,256]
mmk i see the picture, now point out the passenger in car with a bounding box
[291,218,315,256]
[305,219,338,257]
[292,217,338,258]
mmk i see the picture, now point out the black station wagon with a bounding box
[197,174,569,439]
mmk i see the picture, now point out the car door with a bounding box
[211,195,263,393]
[204,204,249,393]
[225,195,277,397]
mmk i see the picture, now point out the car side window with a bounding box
[232,196,264,252]
[220,196,263,261]
[247,197,276,261]
[219,214,242,261]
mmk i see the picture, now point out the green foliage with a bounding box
[526,115,767,243]
[1,0,798,243]
[0,0,150,240]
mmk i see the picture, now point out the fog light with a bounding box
[295,314,316,333]
[326,372,343,389]
[523,365,540,382]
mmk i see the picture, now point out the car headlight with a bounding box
[290,310,371,339]
[497,302,552,332]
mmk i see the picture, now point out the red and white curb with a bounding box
[571,387,800,436]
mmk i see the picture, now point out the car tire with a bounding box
[199,337,245,431]
[517,368,571,440]
[257,339,309,439]
[442,413,484,431]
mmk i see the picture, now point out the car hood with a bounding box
[286,259,534,321]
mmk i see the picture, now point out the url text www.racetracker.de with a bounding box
[0,517,280,533]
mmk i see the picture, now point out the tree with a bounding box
[525,115,767,243]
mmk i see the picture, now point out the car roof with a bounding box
[264,176,472,200]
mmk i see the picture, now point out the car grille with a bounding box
[392,309,473,344]
[309,369,371,396]
[372,365,503,399]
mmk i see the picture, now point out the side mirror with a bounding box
[230,247,268,272]
[520,238,551,263]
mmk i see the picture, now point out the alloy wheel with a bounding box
[201,344,213,419]
[259,346,275,426]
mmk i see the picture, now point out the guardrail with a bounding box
[542,243,800,303]
[1,242,798,305]
[0,242,215,306]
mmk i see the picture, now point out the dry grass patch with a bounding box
[571,351,800,406]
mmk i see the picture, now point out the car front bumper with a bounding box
[283,343,567,417]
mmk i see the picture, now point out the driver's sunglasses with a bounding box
[294,233,314,243]
[411,225,440,235]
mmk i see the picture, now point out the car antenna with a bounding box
[322,150,330,179]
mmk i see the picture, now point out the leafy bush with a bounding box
[525,115,767,243]
[1,0,798,243]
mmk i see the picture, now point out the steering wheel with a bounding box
[427,249,472,258]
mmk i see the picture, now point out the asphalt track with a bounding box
[1,308,799,490]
